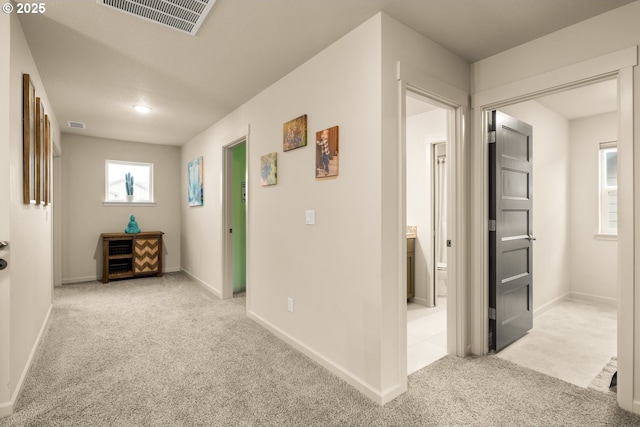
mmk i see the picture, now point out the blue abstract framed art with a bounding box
[188,156,204,206]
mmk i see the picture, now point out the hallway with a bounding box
[2,275,636,426]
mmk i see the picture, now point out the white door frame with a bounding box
[398,62,470,367]
[221,130,249,300]
[470,47,637,412]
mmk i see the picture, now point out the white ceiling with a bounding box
[536,79,618,120]
[17,0,633,146]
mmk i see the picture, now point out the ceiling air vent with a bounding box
[97,0,216,35]
[67,121,86,129]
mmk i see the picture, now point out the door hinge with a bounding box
[488,219,496,232]
[488,131,496,144]
[489,307,496,320]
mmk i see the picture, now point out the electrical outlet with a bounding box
[287,297,294,312]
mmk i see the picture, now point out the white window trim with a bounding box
[598,141,617,235]
[594,233,617,241]
[104,159,155,205]
[103,201,156,207]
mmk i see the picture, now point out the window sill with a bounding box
[594,233,617,241]
[103,201,156,207]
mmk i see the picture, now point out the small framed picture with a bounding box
[260,152,277,186]
[283,114,307,151]
[315,126,339,179]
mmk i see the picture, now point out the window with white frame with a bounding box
[599,142,617,235]
[105,160,154,203]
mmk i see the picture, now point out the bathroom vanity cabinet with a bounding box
[407,236,415,300]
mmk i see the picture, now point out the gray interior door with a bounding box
[489,110,534,351]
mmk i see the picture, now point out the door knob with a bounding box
[527,235,537,241]
[0,241,7,249]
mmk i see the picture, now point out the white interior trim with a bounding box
[246,309,404,405]
[616,66,634,412]
[594,233,617,241]
[472,46,637,108]
[182,268,222,299]
[532,292,617,321]
[62,275,99,284]
[397,62,469,107]
[398,62,470,372]
[221,126,250,300]
[533,292,570,318]
[569,291,617,307]
[471,51,636,412]
[102,202,156,207]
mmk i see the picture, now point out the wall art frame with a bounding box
[188,156,204,206]
[22,74,36,204]
[283,114,307,151]
[44,115,51,205]
[35,97,43,204]
[315,126,339,179]
[260,152,277,186]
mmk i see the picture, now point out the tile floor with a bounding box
[407,297,448,374]
[496,297,617,388]
[407,297,617,389]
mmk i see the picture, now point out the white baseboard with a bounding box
[246,309,402,405]
[0,304,53,418]
[533,291,618,319]
[62,267,182,285]
[0,401,11,418]
[568,291,617,307]
[533,292,570,318]
[181,269,221,299]
[412,296,430,307]
[62,275,98,285]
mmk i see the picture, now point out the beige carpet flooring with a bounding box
[1,273,639,426]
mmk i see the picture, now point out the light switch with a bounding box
[305,210,315,225]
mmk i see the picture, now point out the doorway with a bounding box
[470,49,635,411]
[222,138,247,299]
[405,91,450,373]
[487,79,619,388]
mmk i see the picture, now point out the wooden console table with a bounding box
[101,231,164,283]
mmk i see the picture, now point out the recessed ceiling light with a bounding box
[133,105,152,114]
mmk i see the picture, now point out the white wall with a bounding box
[1,13,62,416]
[569,112,617,300]
[61,135,181,283]
[501,101,571,310]
[181,13,469,403]
[182,14,386,401]
[406,109,447,305]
